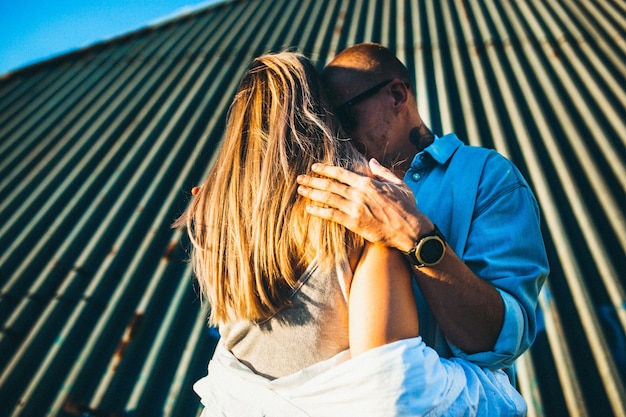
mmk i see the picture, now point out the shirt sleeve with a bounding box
[452,153,549,368]
[448,290,526,369]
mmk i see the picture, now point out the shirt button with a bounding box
[412,173,421,181]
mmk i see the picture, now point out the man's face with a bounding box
[342,92,393,163]
[333,80,407,170]
[324,65,416,172]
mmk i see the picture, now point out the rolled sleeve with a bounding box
[460,155,548,364]
[448,290,525,369]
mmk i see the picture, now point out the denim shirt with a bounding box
[404,133,549,373]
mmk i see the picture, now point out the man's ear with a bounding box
[389,80,409,112]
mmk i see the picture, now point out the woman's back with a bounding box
[220,260,351,378]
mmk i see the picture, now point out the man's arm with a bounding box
[297,159,503,353]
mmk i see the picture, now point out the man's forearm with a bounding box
[411,246,504,353]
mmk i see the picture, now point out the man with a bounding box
[297,43,549,379]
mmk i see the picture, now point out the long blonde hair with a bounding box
[180,52,367,326]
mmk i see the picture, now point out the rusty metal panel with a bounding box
[0,0,624,416]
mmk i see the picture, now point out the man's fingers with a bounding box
[297,184,347,209]
[369,158,403,184]
[304,203,379,244]
[304,204,348,225]
[309,163,365,186]
[296,173,352,199]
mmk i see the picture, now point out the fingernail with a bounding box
[370,158,380,166]
[311,163,321,171]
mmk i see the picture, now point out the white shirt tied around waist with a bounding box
[194,337,527,417]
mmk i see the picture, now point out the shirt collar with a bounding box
[410,133,463,168]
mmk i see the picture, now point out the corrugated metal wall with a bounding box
[0,0,624,416]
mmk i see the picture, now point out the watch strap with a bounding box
[402,224,446,268]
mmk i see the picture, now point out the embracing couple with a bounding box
[176,43,549,416]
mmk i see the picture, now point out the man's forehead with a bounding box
[323,64,382,106]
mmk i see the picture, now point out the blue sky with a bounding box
[0,0,223,75]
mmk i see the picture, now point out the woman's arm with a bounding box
[349,243,419,357]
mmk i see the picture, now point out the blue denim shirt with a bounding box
[404,133,549,373]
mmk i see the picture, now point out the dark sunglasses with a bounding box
[335,79,394,111]
[334,79,393,133]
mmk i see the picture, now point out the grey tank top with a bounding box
[219,260,351,379]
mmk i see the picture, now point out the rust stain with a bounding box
[162,240,178,261]
[63,396,123,416]
[111,313,144,371]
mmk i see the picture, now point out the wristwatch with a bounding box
[403,224,446,268]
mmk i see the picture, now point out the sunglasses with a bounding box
[334,79,393,133]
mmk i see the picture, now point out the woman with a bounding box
[178,51,526,416]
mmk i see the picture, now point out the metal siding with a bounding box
[0,1,624,416]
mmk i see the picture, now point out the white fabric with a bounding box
[194,337,527,417]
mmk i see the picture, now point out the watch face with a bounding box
[419,237,444,264]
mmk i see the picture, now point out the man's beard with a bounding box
[409,125,434,152]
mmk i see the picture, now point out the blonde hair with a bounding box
[180,52,367,326]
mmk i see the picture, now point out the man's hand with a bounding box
[296,159,432,252]
[298,158,505,353]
